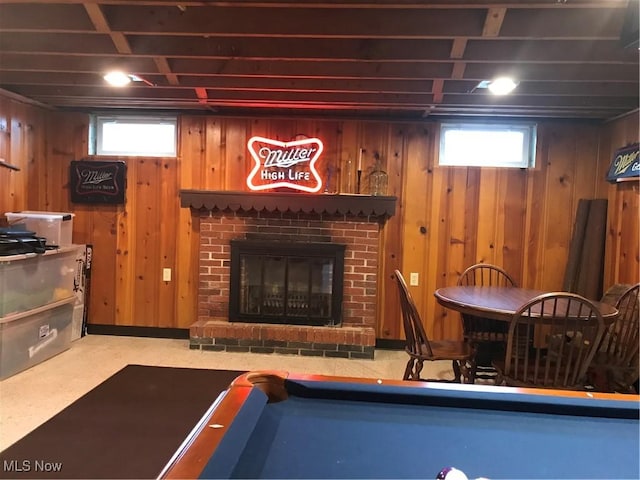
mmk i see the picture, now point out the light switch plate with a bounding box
[410,272,419,286]
[162,268,172,282]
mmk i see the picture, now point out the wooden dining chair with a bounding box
[493,292,606,390]
[456,263,517,380]
[394,270,475,383]
[589,283,639,393]
[458,263,517,288]
[457,263,517,342]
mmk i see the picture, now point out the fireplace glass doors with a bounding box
[229,240,345,326]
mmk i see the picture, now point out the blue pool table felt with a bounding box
[201,380,639,479]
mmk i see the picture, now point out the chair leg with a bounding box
[452,360,461,383]
[466,359,477,384]
[403,358,414,381]
[469,359,478,383]
[414,359,424,380]
[466,342,478,383]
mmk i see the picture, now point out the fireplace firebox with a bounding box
[229,240,345,326]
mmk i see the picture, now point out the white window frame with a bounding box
[93,115,177,157]
[438,122,537,168]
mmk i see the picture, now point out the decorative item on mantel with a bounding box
[356,148,364,194]
[369,152,388,196]
[324,165,336,194]
[343,156,354,194]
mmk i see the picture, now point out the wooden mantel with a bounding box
[180,190,397,218]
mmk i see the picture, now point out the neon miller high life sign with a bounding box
[246,136,324,193]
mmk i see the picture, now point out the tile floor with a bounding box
[0,334,456,451]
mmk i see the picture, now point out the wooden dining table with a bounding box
[434,286,620,377]
[434,286,619,323]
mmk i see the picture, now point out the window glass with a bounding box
[94,116,177,157]
[439,122,536,168]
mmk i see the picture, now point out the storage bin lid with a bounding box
[0,244,82,263]
[0,296,76,324]
[5,211,74,221]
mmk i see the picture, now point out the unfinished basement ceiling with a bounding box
[0,0,638,121]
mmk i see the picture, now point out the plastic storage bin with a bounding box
[0,246,80,318]
[5,211,74,247]
[0,298,74,379]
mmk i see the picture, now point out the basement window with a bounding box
[91,115,177,157]
[439,122,536,168]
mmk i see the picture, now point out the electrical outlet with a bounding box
[410,272,419,286]
[162,268,172,282]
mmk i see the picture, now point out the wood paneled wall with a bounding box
[597,114,640,287]
[1,93,638,340]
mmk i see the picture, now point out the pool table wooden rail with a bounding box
[157,371,293,480]
[157,371,639,480]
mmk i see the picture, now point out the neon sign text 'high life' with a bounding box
[246,136,324,193]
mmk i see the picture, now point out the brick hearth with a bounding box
[189,322,376,359]
[184,191,396,360]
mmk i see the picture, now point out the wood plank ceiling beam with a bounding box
[84,2,182,88]
[83,3,131,54]
[154,57,180,86]
[430,7,506,113]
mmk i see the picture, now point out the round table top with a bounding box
[434,286,619,322]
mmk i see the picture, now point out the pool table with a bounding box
[159,371,639,479]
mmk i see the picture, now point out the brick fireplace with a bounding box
[183,190,396,359]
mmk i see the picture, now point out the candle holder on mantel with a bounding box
[369,153,388,196]
[356,148,364,194]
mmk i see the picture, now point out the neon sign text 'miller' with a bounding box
[246,136,324,193]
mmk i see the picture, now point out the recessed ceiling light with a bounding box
[487,77,518,95]
[104,72,156,87]
[103,71,132,87]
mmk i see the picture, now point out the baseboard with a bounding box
[86,324,401,348]
[86,324,190,339]
[375,338,404,350]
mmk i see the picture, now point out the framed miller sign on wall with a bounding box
[70,160,127,204]
[606,143,639,183]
